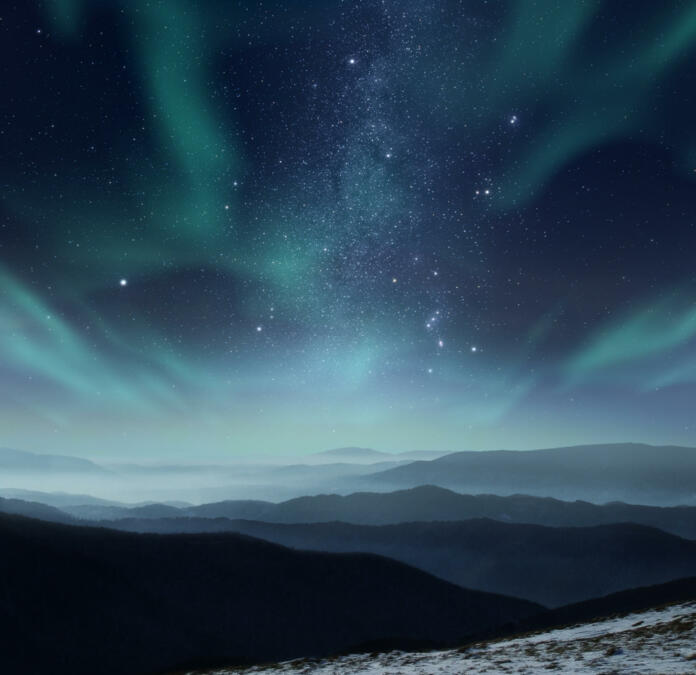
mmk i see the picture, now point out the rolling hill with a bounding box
[193,597,696,675]
[0,496,74,523]
[0,512,540,675]
[105,517,696,607]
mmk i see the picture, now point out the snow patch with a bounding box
[198,601,696,674]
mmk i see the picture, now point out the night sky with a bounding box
[2,1,696,459]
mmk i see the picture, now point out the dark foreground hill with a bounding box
[362,443,696,504]
[0,513,540,675]
[108,517,696,607]
[523,576,696,632]
[198,578,696,674]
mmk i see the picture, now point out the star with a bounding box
[119,278,128,287]
[471,346,478,352]
[256,326,263,332]
[438,339,444,348]
[509,115,518,125]
[348,57,356,65]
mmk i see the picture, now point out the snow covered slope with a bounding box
[202,601,696,674]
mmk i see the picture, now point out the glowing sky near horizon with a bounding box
[2,0,696,459]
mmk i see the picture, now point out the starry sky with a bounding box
[2,0,696,459]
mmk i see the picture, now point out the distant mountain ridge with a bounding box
[0,447,108,474]
[363,443,696,505]
[311,447,447,463]
[0,496,74,524]
[4,441,696,505]
[0,488,121,507]
[47,485,696,540]
[316,447,391,459]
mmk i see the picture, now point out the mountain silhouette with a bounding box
[0,447,109,474]
[362,443,696,504]
[0,512,540,675]
[104,517,696,607]
[523,576,696,632]
[50,485,696,540]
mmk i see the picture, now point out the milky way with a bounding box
[2,1,696,458]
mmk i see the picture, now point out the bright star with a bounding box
[256,326,263,332]
[471,346,478,352]
[119,278,128,287]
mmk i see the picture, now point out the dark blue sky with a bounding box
[2,0,696,458]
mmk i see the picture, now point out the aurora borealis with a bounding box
[2,1,696,459]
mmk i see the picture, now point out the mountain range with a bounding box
[309,447,448,463]
[4,489,696,607]
[3,443,696,505]
[0,447,108,474]
[39,485,696,540]
[361,443,696,504]
[3,440,696,673]
[101,517,696,607]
